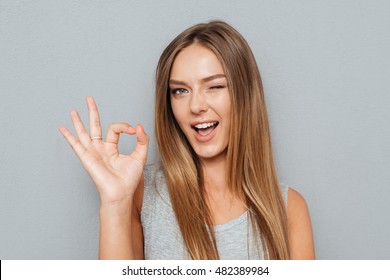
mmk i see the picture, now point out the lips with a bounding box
[191,121,219,141]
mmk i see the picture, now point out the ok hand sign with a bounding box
[58,96,149,206]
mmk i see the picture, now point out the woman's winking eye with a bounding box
[209,85,226,89]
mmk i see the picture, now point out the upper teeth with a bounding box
[194,122,217,129]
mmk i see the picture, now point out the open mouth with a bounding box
[192,122,219,136]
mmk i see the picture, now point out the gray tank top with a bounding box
[141,163,288,260]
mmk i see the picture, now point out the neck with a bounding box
[200,152,247,225]
[200,153,228,192]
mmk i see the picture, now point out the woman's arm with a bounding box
[130,178,145,259]
[99,199,134,259]
[287,188,316,259]
[99,177,144,259]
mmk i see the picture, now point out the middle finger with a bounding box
[70,110,91,146]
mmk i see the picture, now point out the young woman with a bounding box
[59,20,315,260]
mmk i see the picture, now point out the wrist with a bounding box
[100,198,132,217]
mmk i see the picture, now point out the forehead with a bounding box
[170,44,225,80]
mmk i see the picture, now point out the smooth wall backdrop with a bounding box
[0,0,389,259]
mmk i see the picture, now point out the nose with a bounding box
[189,89,208,114]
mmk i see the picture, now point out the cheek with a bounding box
[170,99,187,129]
[220,98,232,137]
[170,98,180,120]
[218,96,231,123]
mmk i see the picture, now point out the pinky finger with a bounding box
[58,126,86,157]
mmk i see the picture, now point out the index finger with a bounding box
[86,96,103,139]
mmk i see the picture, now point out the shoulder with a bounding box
[134,163,162,212]
[136,162,170,216]
[287,188,308,216]
[143,162,165,188]
[286,188,316,259]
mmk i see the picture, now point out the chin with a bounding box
[193,146,227,161]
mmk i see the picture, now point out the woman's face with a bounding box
[169,44,231,162]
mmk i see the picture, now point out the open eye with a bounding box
[170,88,189,95]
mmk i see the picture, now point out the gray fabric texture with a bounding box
[141,163,289,260]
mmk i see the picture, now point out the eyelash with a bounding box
[210,85,225,89]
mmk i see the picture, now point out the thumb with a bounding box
[133,124,149,163]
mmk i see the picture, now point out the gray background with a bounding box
[0,0,389,259]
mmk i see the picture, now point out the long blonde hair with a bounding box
[155,20,289,259]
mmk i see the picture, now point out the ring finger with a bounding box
[86,96,103,141]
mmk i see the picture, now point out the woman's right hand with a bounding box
[58,96,149,207]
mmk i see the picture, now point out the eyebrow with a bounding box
[169,74,226,86]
